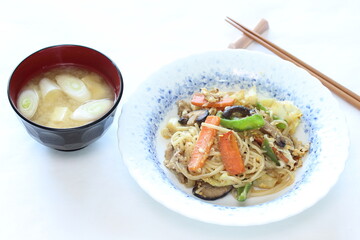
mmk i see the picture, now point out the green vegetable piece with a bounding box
[17,89,39,119]
[272,116,286,130]
[256,102,268,112]
[236,182,252,202]
[256,102,286,130]
[262,138,280,166]
[220,114,265,131]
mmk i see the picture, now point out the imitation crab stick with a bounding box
[188,115,221,173]
[219,131,245,175]
[191,93,234,108]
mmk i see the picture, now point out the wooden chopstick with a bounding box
[228,19,269,49]
[226,16,360,110]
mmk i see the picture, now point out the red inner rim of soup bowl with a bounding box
[7,44,123,130]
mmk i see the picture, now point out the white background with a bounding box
[1,0,359,239]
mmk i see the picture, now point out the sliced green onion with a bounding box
[17,89,39,119]
[71,99,113,121]
[55,74,91,102]
[39,77,61,99]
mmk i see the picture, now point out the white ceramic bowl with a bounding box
[118,49,349,226]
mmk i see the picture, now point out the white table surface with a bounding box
[1,0,359,239]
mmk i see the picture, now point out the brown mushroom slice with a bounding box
[222,105,253,119]
[192,180,233,200]
[164,143,174,161]
[179,109,209,126]
[177,100,192,118]
[260,121,294,148]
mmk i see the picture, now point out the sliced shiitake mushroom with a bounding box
[222,105,253,119]
[192,180,233,200]
[178,109,209,126]
[178,117,188,125]
[260,121,294,148]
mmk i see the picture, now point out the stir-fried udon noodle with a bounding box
[161,87,309,202]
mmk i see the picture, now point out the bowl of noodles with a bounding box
[118,49,349,226]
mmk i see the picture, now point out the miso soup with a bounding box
[16,65,114,128]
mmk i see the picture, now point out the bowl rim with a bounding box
[7,44,124,131]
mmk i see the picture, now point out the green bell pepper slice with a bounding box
[220,114,265,131]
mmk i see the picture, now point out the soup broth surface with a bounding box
[17,65,114,128]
